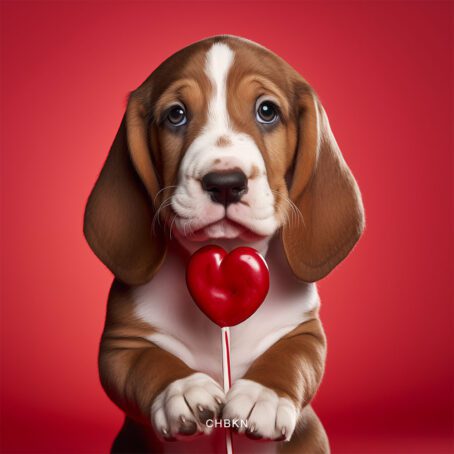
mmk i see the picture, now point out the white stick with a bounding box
[221,327,233,454]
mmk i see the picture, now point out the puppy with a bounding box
[84,35,364,454]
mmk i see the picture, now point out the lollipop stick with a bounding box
[221,327,232,390]
[221,327,233,454]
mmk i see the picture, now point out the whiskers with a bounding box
[182,218,194,238]
[168,213,177,240]
[153,185,177,206]
[152,186,198,240]
[271,189,305,229]
[169,215,196,240]
[151,185,178,236]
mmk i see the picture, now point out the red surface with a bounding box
[186,246,269,327]
[1,1,453,453]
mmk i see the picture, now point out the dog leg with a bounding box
[279,406,330,454]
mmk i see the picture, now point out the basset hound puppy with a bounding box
[84,35,364,454]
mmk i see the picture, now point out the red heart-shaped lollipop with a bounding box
[186,246,269,327]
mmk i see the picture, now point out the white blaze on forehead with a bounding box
[172,41,279,240]
[204,42,235,130]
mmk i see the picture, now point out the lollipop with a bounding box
[186,246,270,454]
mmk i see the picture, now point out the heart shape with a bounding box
[186,246,270,327]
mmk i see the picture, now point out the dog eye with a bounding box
[256,100,279,124]
[166,105,187,126]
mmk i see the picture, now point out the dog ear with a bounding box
[282,85,365,282]
[84,90,166,286]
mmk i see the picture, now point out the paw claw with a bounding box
[151,373,225,439]
[246,427,262,440]
[198,407,215,424]
[178,419,197,436]
[223,379,298,441]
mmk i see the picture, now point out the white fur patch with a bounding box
[170,42,279,241]
[133,239,317,454]
[223,379,298,441]
[151,372,224,439]
[205,42,234,132]
[133,239,319,383]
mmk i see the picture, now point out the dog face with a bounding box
[84,35,364,285]
[155,41,295,244]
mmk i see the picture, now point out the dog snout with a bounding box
[201,170,248,206]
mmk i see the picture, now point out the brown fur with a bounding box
[281,406,330,454]
[243,310,326,408]
[84,39,213,285]
[84,34,364,285]
[215,135,232,147]
[225,38,364,282]
[100,283,330,453]
[83,116,166,286]
[84,34,364,453]
[282,88,364,282]
[99,280,195,426]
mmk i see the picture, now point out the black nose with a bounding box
[201,171,248,206]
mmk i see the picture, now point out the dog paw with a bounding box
[223,379,298,441]
[151,372,225,440]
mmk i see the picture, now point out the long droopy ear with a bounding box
[282,85,365,282]
[84,90,166,286]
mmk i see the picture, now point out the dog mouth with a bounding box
[172,216,267,242]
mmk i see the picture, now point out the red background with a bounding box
[1,1,453,453]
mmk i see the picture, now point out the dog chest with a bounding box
[132,242,319,383]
